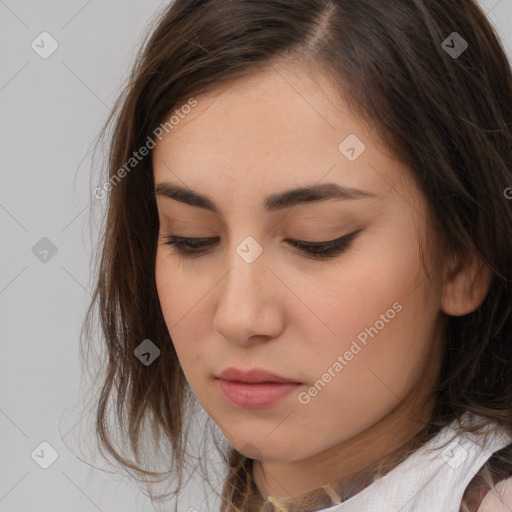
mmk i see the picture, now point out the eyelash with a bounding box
[160,229,362,260]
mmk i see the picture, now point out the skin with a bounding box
[152,59,493,498]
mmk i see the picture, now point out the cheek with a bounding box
[155,249,210,327]
[292,229,440,395]
[155,252,209,380]
[297,226,426,348]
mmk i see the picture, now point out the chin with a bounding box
[231,435,307,462]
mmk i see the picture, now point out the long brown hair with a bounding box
[80,0,512,510]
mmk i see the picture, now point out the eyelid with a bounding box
[159,228,363,260]
[283,231,357,245]
[160,231,359,245]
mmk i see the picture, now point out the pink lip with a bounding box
[216,366,301,384]
[217,380,301,409]
[215,367,302,409]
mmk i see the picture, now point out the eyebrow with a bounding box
[154,181,377,213]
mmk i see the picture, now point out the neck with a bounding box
[252,390,436,500]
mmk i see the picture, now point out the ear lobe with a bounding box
[440,252,494,317]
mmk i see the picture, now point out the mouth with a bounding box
[215,367,302,409]
[216,366,302,384]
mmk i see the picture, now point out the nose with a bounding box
[213,249,284,346]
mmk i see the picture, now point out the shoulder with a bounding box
[477,476,512,512]
[460,437,512,511]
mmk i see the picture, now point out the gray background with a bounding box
[0,1,511,511]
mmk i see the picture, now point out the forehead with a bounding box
[152,62,410,204]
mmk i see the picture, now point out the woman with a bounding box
[82,1,512,510]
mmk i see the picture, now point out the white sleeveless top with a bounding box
[319,412,512,512]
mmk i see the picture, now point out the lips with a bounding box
[215,367,302,409]
[216,366,301,384]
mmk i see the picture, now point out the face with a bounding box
[152,60,445,465]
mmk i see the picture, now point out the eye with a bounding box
[160,235,220,257]
[284,229,362,260]
[159,229,362,260]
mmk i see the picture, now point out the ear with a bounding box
[440,252,494,317]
